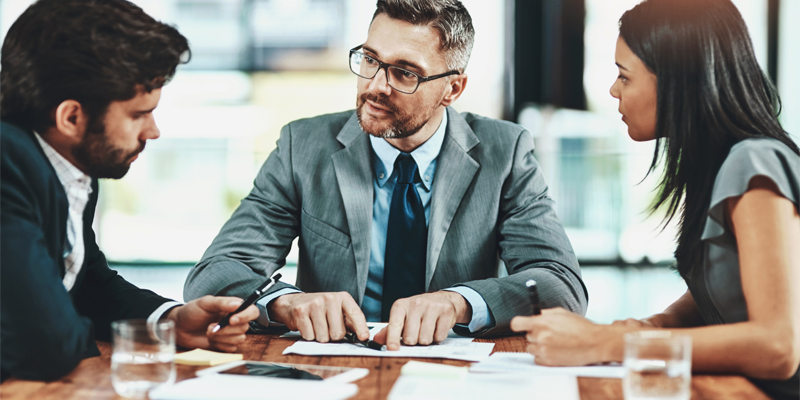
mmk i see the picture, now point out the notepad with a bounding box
[174,349,243,366]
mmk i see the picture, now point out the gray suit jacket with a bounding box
[184,107,587,336]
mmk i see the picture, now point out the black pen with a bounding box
[526,279,542,316]
[344,332,386,351]
[212,273,282,333]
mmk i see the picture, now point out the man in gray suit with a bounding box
[185,0,587,351]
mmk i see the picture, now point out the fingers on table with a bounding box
[294,292,366,343]
[386,305,407,350]
[434,313,452,343]
[401,303,423,345]
[342,295,370,341]
[293,306,316,341]
[308,296,331,342]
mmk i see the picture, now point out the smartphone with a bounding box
[196,361,368,384]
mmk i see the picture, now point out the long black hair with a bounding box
[619,0,800,279]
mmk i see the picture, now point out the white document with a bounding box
[387,374,579,400]
[470,352,625,378]
[284,338,494,362]
[280,322,465,340]
[148,374,357,400]
[282,322,493,361]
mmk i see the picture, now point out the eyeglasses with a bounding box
[349,45,460,94]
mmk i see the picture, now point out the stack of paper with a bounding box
[469,352,625,378]
[175,349,243,366]
[149,374,357,400]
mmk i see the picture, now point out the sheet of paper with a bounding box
[401,361,469,379]
[387,374,579,400]
[149,374,357,400]
[283,338,494,362]
[174,349,243,366]
[280,322,465,340]
[469,352,625,378]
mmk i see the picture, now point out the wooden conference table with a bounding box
[0,334,771,400]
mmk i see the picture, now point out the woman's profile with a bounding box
[510,0,800,398]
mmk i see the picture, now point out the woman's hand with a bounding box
[611,317,658,328]
[510,308,615,366]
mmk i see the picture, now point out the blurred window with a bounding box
[0,0,504,263]
[1,0,794,268]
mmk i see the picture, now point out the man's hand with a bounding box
[373,291,471,351]
[267,292,370,342]
[167,296,260,353]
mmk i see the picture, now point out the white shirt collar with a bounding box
[34,132,93,192]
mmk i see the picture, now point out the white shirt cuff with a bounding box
[443,287,493,332]
[147,301,182,341]
[255,288,302,327]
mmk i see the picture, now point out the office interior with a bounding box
[1,0,797,324]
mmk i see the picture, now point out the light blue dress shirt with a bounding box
[257,111,493,332]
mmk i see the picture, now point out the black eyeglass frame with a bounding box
[349,45,460,94]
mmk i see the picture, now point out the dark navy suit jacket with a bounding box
[0,121,171,381]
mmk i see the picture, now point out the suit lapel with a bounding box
[426,108,480,289]
[331,114,374,303]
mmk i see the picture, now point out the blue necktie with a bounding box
[382,153,427,321]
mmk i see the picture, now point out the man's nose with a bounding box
[367,67,392,96]
[143,114,160,140]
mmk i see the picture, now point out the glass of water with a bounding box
[623,331,692,400]
[111,319,176,399]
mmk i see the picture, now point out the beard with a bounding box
[356,92,430,139]
[72,117,144,179]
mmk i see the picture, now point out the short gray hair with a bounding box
[372,0,475,73]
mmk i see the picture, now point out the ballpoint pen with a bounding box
[526,279,542,316]
[344,332,387,351]
[212,273,282,333]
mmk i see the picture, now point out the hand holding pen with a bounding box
[344,332,387,351]
[212,273,282,333]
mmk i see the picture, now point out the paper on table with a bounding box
[469,352,625,378]
[280,323,466,340]
[284,339,494,362]
[281,322,492,361]
[174,349,243,366]
[387,374,579,400]
[149,374,357,400]
[401,361,469,379]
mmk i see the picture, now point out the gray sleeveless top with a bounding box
[687,138,800,400]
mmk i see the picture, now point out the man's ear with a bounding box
[440,74,468,108]
[52,100,88,143]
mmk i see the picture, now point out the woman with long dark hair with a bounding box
[510,0,800,397]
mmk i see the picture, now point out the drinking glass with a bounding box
[623,331,692,400]
[111,319,176,399]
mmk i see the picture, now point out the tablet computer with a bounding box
[196,361,369,384]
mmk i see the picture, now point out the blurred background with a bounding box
[2,0,798,323]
